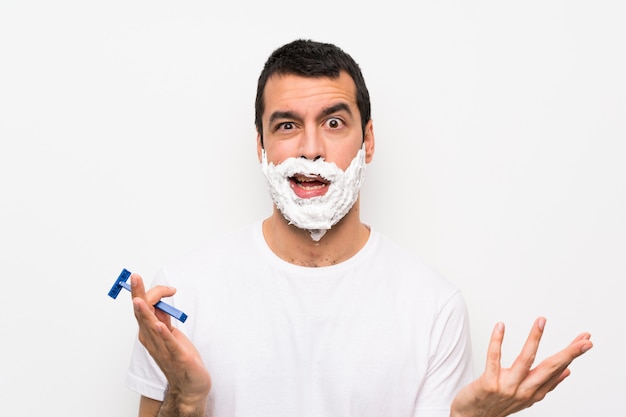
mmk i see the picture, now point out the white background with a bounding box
[1,1,624,415]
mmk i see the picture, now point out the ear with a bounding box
[363,119,375,164]
[256,132,263,162]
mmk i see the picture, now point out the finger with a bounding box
[571,332,593,353]
[147,321,196,367]
[558,332,591,355]
[157,322,185,356]
[154,306,174,330]
[145,285,177,305]
[133,296,159,328]
[130,273,147,300]
[572,332,591,343]
[499,330,592,415]
[570,337,593,358]
[521,366,571,406]
[550,334,593,366]
[484,322,505,380]
[521,332,592,392]
[506,368,570,415]
[510,317,546,378]
[539,367,571,394]
[133,297,166,347]
[134,298,180,357]
[133,297,174,340]
[146,285,176,328]
[130,276,159,326]
[130,274,176,328]
[130,274,177,305]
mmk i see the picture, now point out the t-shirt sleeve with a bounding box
[413,290,475,417]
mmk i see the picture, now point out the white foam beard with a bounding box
[261,146,366,241]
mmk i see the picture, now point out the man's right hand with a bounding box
[131,274,211,416]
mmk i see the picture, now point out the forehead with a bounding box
[262,72,358,118]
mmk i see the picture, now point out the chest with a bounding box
[189,274,431,416]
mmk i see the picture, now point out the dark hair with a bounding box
[255,39,371,145]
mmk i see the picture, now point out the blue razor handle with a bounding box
[108,268,188,323]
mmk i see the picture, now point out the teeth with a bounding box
[293,175,325,183]
[299,184,324,190]
[291,176,327,190]
[293,175,316,181]
[299,183,325,190]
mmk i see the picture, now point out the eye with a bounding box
[276,122,295,131]
[325,117,344,129]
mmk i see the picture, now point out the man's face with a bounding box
[257,72,374,200]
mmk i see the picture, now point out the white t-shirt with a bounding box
[126,222,473,417]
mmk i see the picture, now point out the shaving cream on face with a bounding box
[261,146,366,241]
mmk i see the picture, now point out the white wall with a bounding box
[1,1,624,415]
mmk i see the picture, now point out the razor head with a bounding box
[108,268,132,299]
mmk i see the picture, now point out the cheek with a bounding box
[336,146,364,170]
[264,143,296,165]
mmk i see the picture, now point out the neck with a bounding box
[262,203,370,267]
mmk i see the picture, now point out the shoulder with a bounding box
[366,230,445,280]
[364,229,461,302]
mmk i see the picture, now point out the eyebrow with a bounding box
[269,110,301,126]
[320,102,353,119]
[268,102,354,126]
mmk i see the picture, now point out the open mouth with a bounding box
[291,175,328,189]
[289,174,330,196]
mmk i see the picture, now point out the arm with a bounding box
[138,393,206,417]
[139,396,162,417]
[131,274,212,417]
[450,317,592,417]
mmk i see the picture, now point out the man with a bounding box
[127,39,592,417]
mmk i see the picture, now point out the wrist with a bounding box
[158,386,208,417]
[449,398,479,417]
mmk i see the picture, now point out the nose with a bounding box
[298,127,324,161]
